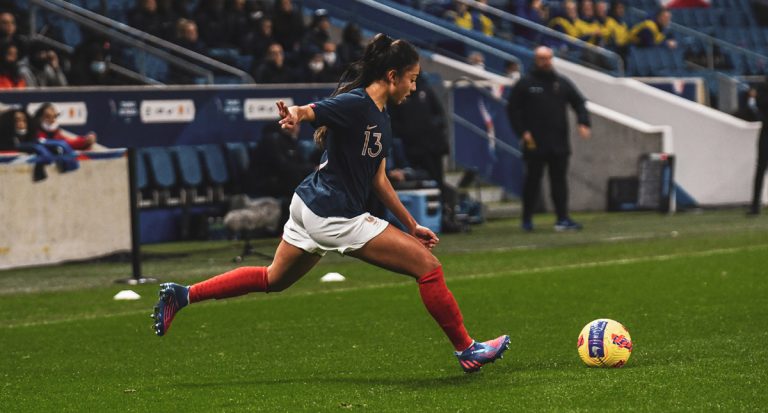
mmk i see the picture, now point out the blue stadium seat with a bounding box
[170,146,209,204]
[723,11,746,27]
[143,147,182,206]
[197,145,230,202]
[224,142,250,193]
[134,148,155,207]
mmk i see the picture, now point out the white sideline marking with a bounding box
[3,244,767,330]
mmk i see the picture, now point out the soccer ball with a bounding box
[577,319,633,368]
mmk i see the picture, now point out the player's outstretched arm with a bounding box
[276,100,315,131]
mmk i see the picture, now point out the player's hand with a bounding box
[413,225,439,250]
[522,131,536,150]
[276,100,299,130]
[578,124,591,140]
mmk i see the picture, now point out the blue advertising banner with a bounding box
[1,84,335,148]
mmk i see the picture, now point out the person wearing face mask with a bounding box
[0,108,33,151]
[0,41,25,89]
[18,41,68,88]
[301,51,335,83]
[507,46,591,232]
[32,103,97,151]
[68,36,117,86]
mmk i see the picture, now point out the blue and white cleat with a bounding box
[151,283,189,336]
[455,335,510,373]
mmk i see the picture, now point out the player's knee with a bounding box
[414,253,441,279]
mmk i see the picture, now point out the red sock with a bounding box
[188,266,268,303]
[417,266,473,351]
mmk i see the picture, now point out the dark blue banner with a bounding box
[1,85,335,148]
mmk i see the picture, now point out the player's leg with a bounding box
[152,242,321,336]
[549,153,581,230]
[522,155,545,231]
[548,152,569,222]
[153,193,324,336]
[348,226,509,372]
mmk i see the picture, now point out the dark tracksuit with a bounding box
[751,83,768,213]
[506,69,590,222]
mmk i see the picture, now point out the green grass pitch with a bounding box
[1,210,767,411]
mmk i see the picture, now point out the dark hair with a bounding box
[0,109,31,149]
[313,33,419,148]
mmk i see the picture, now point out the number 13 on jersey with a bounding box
[362,131,383,158]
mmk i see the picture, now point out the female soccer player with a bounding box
[152,34,509,373]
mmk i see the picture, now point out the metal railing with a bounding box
[29,0,254,84]
[301,0,524,72]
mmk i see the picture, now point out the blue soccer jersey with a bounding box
[294,88,392,218]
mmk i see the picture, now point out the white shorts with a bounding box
[282,193,389,256]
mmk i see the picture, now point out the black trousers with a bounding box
[522,152,570,222]
[751,133,768,212]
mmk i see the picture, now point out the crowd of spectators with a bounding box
[0,0,366,88]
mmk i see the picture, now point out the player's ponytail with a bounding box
[314,33,419,148]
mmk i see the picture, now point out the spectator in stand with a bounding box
[19,41,68,88]
[0,108,32,151]
[607,1,630,49]
[301,9,331,58]
[300,49,337,83]
[68,36,130,86]
[548,0,583,41]
[320,41,343,80]
[194,0,234,48]
[128,0,166,38]
[32,103,97,151]
[248,122,315,200]
[337,23,364,70]
[446,0,494,36]
[504,60,521,82]
[252,42,297,83]
[0,41,24,89]
[272,0,305,57]
[173,18,206,54]
[0,108,61,180]
[226,0,255,50]
[241,15,274,61]
[0,12,25,58]
[514,0,550,44]
[467,51,485,69]
[576,0,603,45]
[630,7,677,49]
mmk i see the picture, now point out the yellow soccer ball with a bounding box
[577,319,633,368]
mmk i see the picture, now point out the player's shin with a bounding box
[417,266,473,351]
[188,266,269,303]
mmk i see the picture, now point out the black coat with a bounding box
[507,69,590,156]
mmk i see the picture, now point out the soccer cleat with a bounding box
[151,283,189,337]
[554,218,583,231]
[455,335,510,373]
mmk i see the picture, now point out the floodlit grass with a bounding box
[1,210,767,411]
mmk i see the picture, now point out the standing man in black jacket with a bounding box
[507,46,591,231]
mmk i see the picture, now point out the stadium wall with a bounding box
[566,103,669,211]
[554,58,763,206]
[0,155,131,269]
